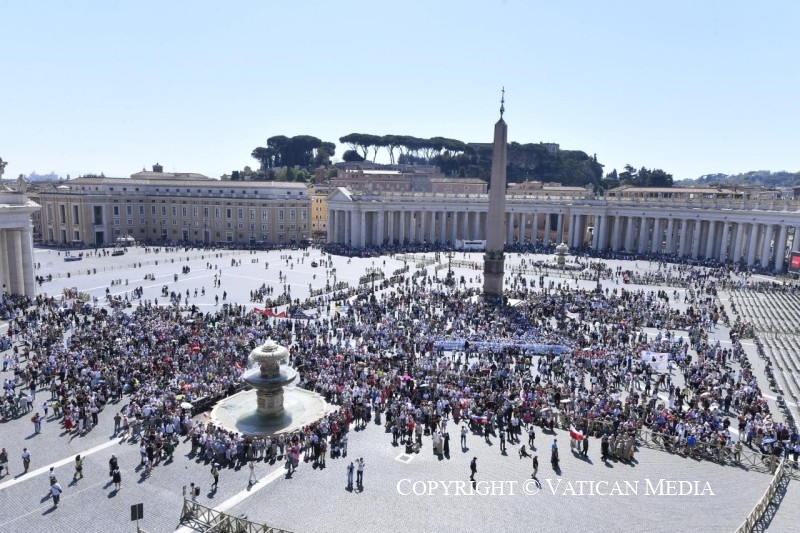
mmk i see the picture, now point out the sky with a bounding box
[1,1,799,182]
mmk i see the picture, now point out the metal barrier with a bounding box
[180,497,292,533]
[734,459,786,533]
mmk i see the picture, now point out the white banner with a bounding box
[641,351,669,372]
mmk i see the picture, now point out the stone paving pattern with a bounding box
[0,247,795,532]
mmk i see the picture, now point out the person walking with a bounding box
[532,455,539,479]
[461,426,468,449]
[470,457,477,481]
[50,481,63,507]
[346,461,354,490]
[21,448,31,473]
[211,463,219,489]
[73,455,83,480]
[356,458,364,488]
[248,461,257,485]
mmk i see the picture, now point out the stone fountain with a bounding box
[245,339,297,418]
[209,339,332,437]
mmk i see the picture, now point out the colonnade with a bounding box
[327,201,800,272]
[0,226,35,296]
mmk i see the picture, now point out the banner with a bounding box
[640,350,669,372]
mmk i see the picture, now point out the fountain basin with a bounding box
[209,385,334,437]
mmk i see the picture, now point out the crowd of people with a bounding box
[1,244,798,510]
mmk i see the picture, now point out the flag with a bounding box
[569,425,584,441]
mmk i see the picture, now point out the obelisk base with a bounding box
[483,252,505,303]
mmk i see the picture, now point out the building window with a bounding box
[113,206,120,217]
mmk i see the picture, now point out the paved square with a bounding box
[0,245,796,532]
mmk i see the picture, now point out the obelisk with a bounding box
[483,89,507,301]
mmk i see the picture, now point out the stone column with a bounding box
[760,225,773,268]
[0,230,9,292]
[327,210,335,243]
[359,211,366,247]
[611,215,624,252]
[21,227,35,297]
[691,219,702,259]
[556,214,564,245]
[460,212,468,240]
[677,219,689,257]
[507,213,514,244]
[519,213,527,243]
[733,223,745,263]
[651,218,662,254]
[718,222,730,262]
[543,213,551,246]
[377,211,385,246]
[747,224,760,266]
[622,217,632,251]
[398,211,405,243]
[343,211,351,246]
[638,217,648,253]
[775,225,788,271]
[792,226,800,253]
[705,221,717,260]
[8,230,23,295]
[664,218,674,254]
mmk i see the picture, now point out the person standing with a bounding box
[112,466,122,491]
[33,412,42,434]
[461,426,468,449]
[532,455,539,479]
[211,463,219,488]
[248,461,257,485]
[50,481,63,507]
[0,448,8,476]
[581,435,589,457]
[346,461,354,490]
[356,457,364,488]
[21,448,31,473]
[73,455,83,480]
[470,457,477,481]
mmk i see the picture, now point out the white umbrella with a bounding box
[180,402,193,409]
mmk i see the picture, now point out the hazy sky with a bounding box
[1,1,798,181]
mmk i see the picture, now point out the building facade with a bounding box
[33,167,310,246]
[327,184,800,272]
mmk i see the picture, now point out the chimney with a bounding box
[152,163,163,173]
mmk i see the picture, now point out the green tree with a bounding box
[342,150,365,162]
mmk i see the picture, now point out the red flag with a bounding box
[569,425,584,441]
[276,311,286,318]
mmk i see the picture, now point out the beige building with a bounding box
[308,184,331,241]
[330,165,487,195]
[33,165,310,246]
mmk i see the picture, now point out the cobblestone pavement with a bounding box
[0,247,795,532]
